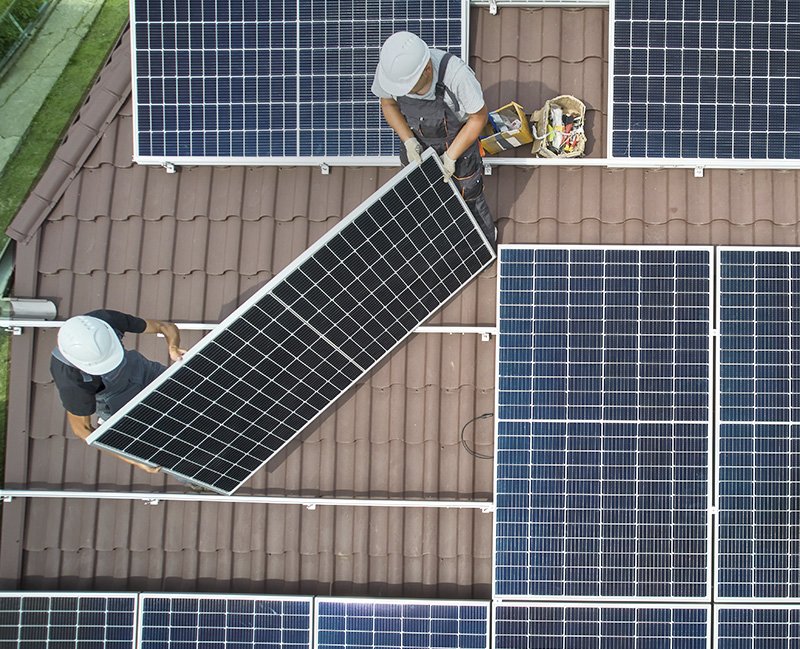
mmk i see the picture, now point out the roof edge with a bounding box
[6,25,132,245]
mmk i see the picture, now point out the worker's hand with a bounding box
[168,344,187,363]
[440,151,456,183]
[404,137,423,165]
[136,462,161,474]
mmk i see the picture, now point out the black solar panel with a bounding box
[87,151,495,494]
[494,247,712,599]
[612,0,800,160]
[139,594,312,649]
[0,594,136,648]
[131,0,465,162]
[717,247,800,598]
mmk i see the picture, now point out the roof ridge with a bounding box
[6,25,132,244]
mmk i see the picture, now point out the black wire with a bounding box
[460,412,494,459]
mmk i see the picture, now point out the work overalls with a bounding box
[53,347,165,419]
[396,52,495,245]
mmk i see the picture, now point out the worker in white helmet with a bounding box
[51,310,186,473]
[373,31,495,244]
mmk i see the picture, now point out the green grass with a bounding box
[0,0,48,65]
[0,0,129,483]
[0,0,129,241]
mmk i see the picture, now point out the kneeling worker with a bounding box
[373,31,496,244]
[51,310,186,473]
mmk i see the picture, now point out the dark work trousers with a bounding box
[395,53,496,246]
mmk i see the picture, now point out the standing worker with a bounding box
[51,310,186,473]
[373,31,496,245]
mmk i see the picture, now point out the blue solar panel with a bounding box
[0,594,136,648]
[139,595,312,649]
[495,247,712,598]
[612,0,800,159]
[717,248,800,599]
[717,607,800,648]
[494,604,710,649]
[131,0,464,162]
[316,599,489,649]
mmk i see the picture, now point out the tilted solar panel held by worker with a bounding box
[87,152,495,494]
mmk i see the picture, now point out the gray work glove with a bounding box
[404,137,423,165]
[440,151,456,183]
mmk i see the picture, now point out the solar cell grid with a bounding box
[717,248,800,599]
[611,0,800,160]
[493,604,710,649]
[717,607,800,649]
[89,152,495,494]
[139,595,312,649]
[316,599,489,649]
[495,247,712,599]
[0,594,136,649]
[132,0,464,162]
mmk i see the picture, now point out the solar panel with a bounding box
[0,593,136,648]
[493,603,710,649]
[139,594,312,649]
[611,0,800,161]
[131,0,465,164]
[494,246,712,599]
[87,151,495,494]
[315,599,489,649]
[716,606,800,648]
[717,247,800,599]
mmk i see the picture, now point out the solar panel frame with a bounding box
[493,245,714,601]
[138,593,313,649]
[492,602,711,649]
[715,246,800,601]
[315,598,490,649]
[0,592,137,649]
[87,149,496,495]
[129,0,468,166]
[606,0,800,169]
[715,604,800,648]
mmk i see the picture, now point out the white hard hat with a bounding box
[377,31,431,96]
[58,316,124,375]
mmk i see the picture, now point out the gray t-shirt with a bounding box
[371,49,485,123]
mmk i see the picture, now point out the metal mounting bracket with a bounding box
[483,162,492,176]
[4,326,21,336]
[693,166,704,178]
[1,495,12,503]
[142,498,161,506]
[162,162,176,174]
[488,0,497,14]
[320,163,330,175]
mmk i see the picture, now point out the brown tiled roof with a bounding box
[3,6,800,593]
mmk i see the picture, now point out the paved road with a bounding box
[0,0,102,174]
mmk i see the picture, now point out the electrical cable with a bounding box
[460,412,494,459]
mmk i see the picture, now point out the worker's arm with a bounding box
[380,98,415,142]
[143,319,186,362]
[445,105,488,161]
[67,411,160,473]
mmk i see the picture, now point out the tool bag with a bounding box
[531,94,587,158]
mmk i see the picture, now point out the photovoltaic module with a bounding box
[87,151,495,494]
[494,246,712,599]
[612,0,800,160]
[130,0,465,163]
[717,248,800,599]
